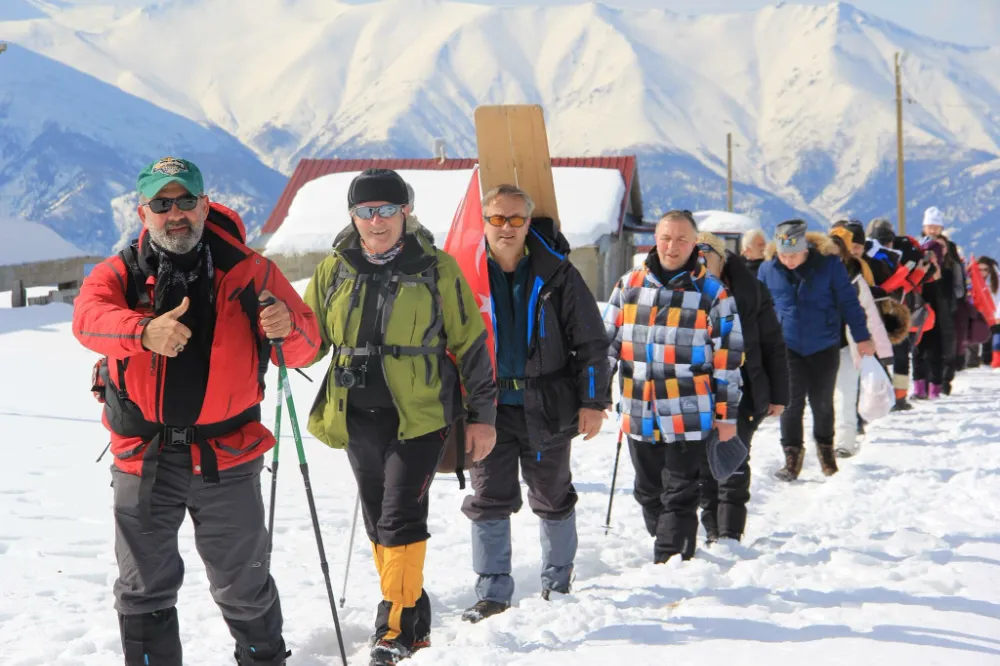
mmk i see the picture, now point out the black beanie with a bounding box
[347,168,408,209]
[845,221,865,245]
[832,219,865,245]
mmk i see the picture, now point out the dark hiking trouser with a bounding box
[345,407,446,648]
[628,437,706,563]
[111,443,283,665]
[914,327,947,386]
[780,346,840,449]
[460,405,578,603]
[892,338,911,398]
[699,408,761,541]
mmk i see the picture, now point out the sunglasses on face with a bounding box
[353,204,402,220]
[144,195,200,214]
[484,214,528,228]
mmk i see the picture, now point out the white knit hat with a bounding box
[923,206,945,229]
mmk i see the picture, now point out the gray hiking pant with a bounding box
[461,405,578,603]
[111,443,280,631]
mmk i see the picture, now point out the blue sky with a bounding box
[441,1,1000,47]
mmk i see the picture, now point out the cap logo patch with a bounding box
[152,157,187,176]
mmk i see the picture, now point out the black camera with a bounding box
[334,366,367,389]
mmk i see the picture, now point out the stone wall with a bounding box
[0,256,104,293]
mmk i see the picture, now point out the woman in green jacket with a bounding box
[302,168,497,666]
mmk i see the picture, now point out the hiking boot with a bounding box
[461,600,509,624]
[705,529,719,546]
[541,581,572,601]
[369,639,411,666]
[891,397,913,412]
[411,634,431,653]
[775,446,805,481]
[817,443,838,476]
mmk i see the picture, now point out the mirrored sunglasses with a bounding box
[145,195,199,214]
[353,204,402,220]
[484,214,528,228]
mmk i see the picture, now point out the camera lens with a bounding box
[340,370,355,388]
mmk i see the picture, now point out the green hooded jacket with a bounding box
[303,218,497,449]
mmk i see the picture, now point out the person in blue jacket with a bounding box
[757,220,875,481]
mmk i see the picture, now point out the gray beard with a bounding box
[149,223,204,254]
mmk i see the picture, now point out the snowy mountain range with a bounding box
[1,0,999,257]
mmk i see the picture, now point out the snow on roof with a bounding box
[263,167,626,255]
[692,210,761,235]
[0,217,87,265]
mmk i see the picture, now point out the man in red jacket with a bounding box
[73,157,319,666]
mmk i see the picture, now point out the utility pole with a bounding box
[726,132,733,212]
[895,52,906,235]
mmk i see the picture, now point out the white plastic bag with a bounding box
[858,355,894,423]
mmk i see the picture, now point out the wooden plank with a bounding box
[504,105,559,224]
[474,105,517,196]
[474,104,560,227]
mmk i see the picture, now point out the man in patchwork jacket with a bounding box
[603,210,745,563]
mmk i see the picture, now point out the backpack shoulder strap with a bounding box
[118,244,150,310]
[237,282,271,394]
[109,243,150,400]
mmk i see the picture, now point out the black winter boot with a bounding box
[775,447,805,482]
[234,640,290,665]
[119,607,182,666]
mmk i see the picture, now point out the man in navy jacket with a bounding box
[758,220,874,480]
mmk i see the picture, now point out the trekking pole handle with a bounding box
[259,295,285,347]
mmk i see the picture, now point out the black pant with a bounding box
[893,338,911,383]
[345,407,446,647]
[914,327,948,386]
[628,438,706,562]
[699,409,760,540]
[780,346,840,449]
[461,405,577,522]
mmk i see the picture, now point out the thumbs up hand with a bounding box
[141,296,193,357]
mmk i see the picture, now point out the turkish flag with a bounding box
[443,167,496,374]
[968,256,997,327]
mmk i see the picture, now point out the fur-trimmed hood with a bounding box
[878,298,911,345]
[764,231,840,261]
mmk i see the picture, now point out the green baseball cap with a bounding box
[136,156,205,199]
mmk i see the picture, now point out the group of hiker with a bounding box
[72,158,1000,666]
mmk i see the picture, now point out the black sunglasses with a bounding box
[144,195,200,214]
[353,204,402,220]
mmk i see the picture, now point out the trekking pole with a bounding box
[339,493,361,608]
[265,394,282,573]
[262,297,349,666]
[603,429,624,535]
[95,441,112,463]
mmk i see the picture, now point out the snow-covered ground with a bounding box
[2,288,1000,665]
